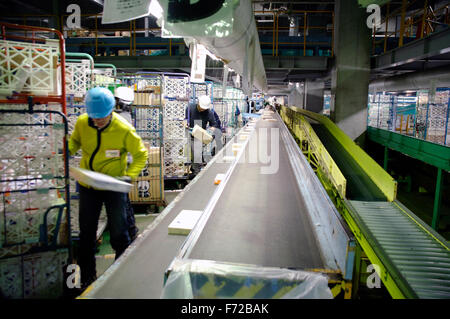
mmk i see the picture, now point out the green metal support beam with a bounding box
[432,168,444,230]
[384,146,389,171]
[367,127,450,172]
[263,56,328,70]
[368,127,449,232]
[373,28,450,71]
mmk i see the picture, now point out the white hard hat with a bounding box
[114,86,134,104]
[198,95,211,110]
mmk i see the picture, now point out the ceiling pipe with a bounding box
[369,65,450,92]
[190,0,268,93]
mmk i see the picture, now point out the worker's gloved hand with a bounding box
[117,176,132,183]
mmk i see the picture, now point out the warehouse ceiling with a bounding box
[0,0,449,94]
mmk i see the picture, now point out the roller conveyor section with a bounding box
[281,107,450,298]
[310,123,387,201]
[347,201,450,298]
[81,110,353,299]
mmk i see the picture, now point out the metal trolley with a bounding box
[120,73,166,208]
[0,22,72,299]
[162,73,190,179]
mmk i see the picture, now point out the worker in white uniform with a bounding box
[114,86,134,124]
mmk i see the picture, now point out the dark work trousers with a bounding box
[78,184,131,285]
[190,136,204,175]
[189,129,223,173]
[126,194,138,240]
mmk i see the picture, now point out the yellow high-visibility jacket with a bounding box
[69,112,148,187]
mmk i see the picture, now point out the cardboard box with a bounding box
[192,125,213,144]
[129,176,163,202]
[129,145,164,202]
[232,143,243,156]
[135,92,161,106]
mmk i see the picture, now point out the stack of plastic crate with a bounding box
[191,82,208,97]
[378,93,394,131]
[0,104,69,298]
[0,39,60,96]
[427,88,450,145]
[367,94,379,128]
[212,84,225,125]
[65,60,91,98]
[133,76,162,145]
[125,75,165,204]
[66,95,84,239]
[415,90,429,140]
[225,87,237,128]
[163,75,189,177]
[394,95,417,136]
[92,71,115,87]
[0,24,72,299]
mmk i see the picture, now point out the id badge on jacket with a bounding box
[105,149,120,158]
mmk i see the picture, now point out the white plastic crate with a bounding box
[163,76,189,98]
[65,61,91,97]
[0,40,60,96]
[164,100,186,120]
[163,120,185,139]
[134,107,160,140]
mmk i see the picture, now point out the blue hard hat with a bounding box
[85,87,115,118]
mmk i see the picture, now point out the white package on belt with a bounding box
[70,167,132,193]
[191,124,213,144]
[168,210,203,235]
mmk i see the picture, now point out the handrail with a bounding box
[94,63,117,77]
[373,1,450,54]
[6,10,335,58]
[66,52,94,70]
[281,107,347,199]
[282,106,397,202]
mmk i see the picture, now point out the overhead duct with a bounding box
[158,0,268,94]
[369,66,450,93]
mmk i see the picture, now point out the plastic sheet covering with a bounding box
[161,258,333,299]
[159,0,238,38]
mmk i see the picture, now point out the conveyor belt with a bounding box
[189,119,324,269]
[311,123,387,201]
[81,143,237,298]
[82,113,352,299]
[347,201,450,298]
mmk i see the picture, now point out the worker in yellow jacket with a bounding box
[69,87,148,289]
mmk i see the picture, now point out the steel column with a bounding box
[431,168,443,230]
